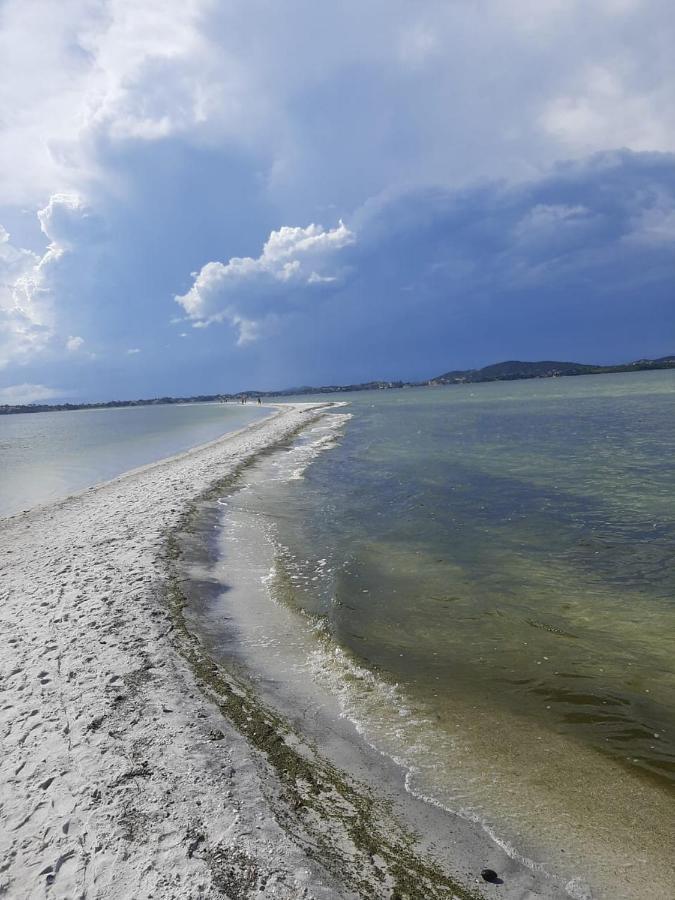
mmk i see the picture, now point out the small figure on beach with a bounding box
[257,397,261,405]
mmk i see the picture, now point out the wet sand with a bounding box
[169,418,579,900]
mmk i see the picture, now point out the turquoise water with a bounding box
[210,371,675,898]
[0,402,269,517]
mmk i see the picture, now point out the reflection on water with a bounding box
[210,371,675,899]
[0,402,269,517]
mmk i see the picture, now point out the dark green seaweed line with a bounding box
[162,415,482,900]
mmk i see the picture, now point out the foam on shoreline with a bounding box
[173,412,579,899]
[176,403,675,900]
[0,398,617,899]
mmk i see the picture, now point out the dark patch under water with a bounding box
[208,372,675,898]
[260,374,675,788]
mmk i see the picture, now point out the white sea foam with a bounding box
[219,403,587,897]
[269,412,352,481]
[260,551,583,899]
[251,413,587,896]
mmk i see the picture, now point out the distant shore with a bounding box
[2,353,673,416]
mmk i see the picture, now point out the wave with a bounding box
[270,412,352,481]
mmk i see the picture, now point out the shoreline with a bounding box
[0,402,272,521]
[1,403,348,899]
[1,402,564,898]
[172,416,579,900]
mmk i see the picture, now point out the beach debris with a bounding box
[481,868,502,884]
[110,763,151,787]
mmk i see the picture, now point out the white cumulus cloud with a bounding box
[0,0,221,204]
[0,195,87,368]
[0,383,63,405]
[0,226,46,368]
[66,335,85,352]
[541,63,675,154]
[176,220,355,342]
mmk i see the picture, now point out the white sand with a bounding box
[0,403,348,900]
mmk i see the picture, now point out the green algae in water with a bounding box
[271,374,675,786]
[165,498,483,899]
[225,372,675,898]
[162,408,485,899]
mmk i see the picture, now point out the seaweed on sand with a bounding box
[163,421,483,900]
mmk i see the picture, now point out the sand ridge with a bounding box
[0,403,347,900]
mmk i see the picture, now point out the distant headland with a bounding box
[2,354,674,415]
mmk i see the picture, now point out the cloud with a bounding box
[176,220,355,341]
[0,195,88,369]
[0,383,63,405]
[66,335,85,352]
[0,3,673,398]
[2,0,674,214]
[350,150,675,300]
[0,226,46,368]
[541,64,675,154]
[166,150,675,390]
[38,193,90,248]
[245,150,675,383]
[0,0,219,204]
[126,347,141,354]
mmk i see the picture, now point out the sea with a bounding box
[192,370,675,899]
[0,401,269,518]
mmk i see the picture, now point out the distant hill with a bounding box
[429,356,675,385]
[1,355,674,415]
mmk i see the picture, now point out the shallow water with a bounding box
[202,372,675,898]
[0,402,268,517]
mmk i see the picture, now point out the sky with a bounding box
[0,0,674,402]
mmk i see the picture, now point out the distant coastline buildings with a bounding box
[2,355,674,416]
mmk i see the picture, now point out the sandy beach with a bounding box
[1,402,569,900]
